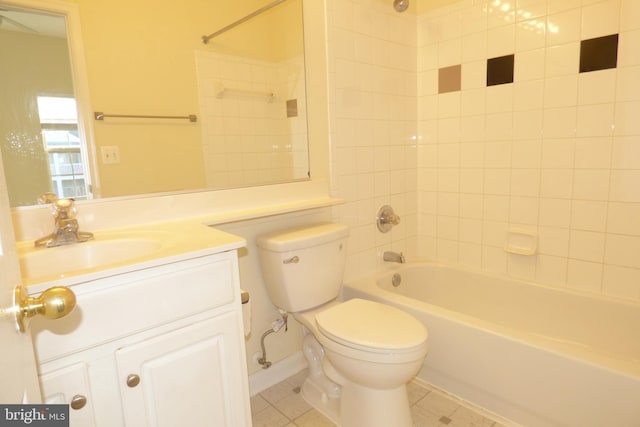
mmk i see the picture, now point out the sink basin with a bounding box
[19,237,162,281]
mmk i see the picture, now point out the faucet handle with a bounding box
[52,198,77,219]
[38,192,58,205]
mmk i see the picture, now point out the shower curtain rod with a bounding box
[202,0,288,44]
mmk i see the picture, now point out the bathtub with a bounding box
[342,262,640,427]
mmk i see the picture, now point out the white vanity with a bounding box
[20,221,251,427]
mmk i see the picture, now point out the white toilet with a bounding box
[257,223,428,427]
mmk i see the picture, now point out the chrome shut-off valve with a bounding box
[376,205,400,233]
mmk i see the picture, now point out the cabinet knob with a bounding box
[126,374,140,388]
[70,395,87,410]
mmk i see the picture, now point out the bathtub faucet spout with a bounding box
[383,251,405,263]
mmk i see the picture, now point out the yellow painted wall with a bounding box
[69,0,303,197]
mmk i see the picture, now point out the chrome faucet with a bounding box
[383,251,405,264]
[34,193,94,248]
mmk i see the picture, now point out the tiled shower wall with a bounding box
[196,52,309,190]
[417,0,640,301]
[327,0,419,281]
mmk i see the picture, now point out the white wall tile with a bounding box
[539,198,572,228]
[541,139,575,168]
[547,8,581,46]
[616,66,640,102]
[536,254,568,286]
[515,49,546,81]
[540,169,573,198]
[571,200,608,231]
[460,168,484,193]
[620,0,640,31]
[567,259,602,292]
[459,242,483,268]
[488,24,516,58]
[483,196,510,222]
[614,101,640,135]
[544,76,578,108]
[484,169,511,195]
[461,60,488,89]
[460,218,483,243]
[602,265,640,300]
[510,169,540,196]
[607,202,640,236]
[485,113,514,141]
[574,137,612,169]
[484,142,512,168]
[543,107,577,138]
[618,30,640,67]
[609,170,640,202]
[511,140,542,168]
[462,32,488,62]
[513,110,543,139]
[581,0,621,39]
[460,143,485,167]
[507,253,538,279]
[438,38,463,68]
[460,194,484,219]
[578,69,617,105]
[545,43,580,77]
[605,234,640,268]
[516,19,546,52]
[538,226,571,256]
[572,169,611,201]
[569,230,606,262]
[510,196,540,224]
[482,245,508,274]
[413,0,640,302]
[486,85,514,113]
[576,104,615,137]
[461,3,488,34]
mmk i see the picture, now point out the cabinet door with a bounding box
[40,363,96,427]
[115,313,250,427]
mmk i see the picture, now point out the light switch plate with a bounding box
[101,146,120,164]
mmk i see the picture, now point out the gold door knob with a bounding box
[15,286,76,332]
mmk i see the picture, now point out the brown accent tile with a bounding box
[487,54,514,86]
[580,34,619,73]
[439,64,462,94]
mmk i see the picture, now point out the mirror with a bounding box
[0,0,309,208]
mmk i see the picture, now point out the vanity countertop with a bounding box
[18,219,246,291]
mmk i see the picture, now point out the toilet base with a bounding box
[340,382,412,427]
[300,332,414,426]
[300,375,340,424]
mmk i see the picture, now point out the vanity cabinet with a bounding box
[31,250,251,427]
[40,362,95,426]
[116,313,246,426]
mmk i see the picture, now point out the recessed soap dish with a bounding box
[504,229,538,256]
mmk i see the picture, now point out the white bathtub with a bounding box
[342,262,640,427]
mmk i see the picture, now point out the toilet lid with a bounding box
[315,299,427,353]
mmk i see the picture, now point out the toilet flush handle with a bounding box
[283,255,299,264]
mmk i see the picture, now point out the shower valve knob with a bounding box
[377,205,400,233]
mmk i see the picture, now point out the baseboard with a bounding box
[248,351,308,396]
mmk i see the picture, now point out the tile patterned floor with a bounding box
[250,370,510,427]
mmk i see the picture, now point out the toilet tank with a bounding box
[256,223,349,312]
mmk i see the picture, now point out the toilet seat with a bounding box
[315,298,428,355]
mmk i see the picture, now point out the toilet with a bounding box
[257,223,428,427]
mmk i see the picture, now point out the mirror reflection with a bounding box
[0,0,309,208]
